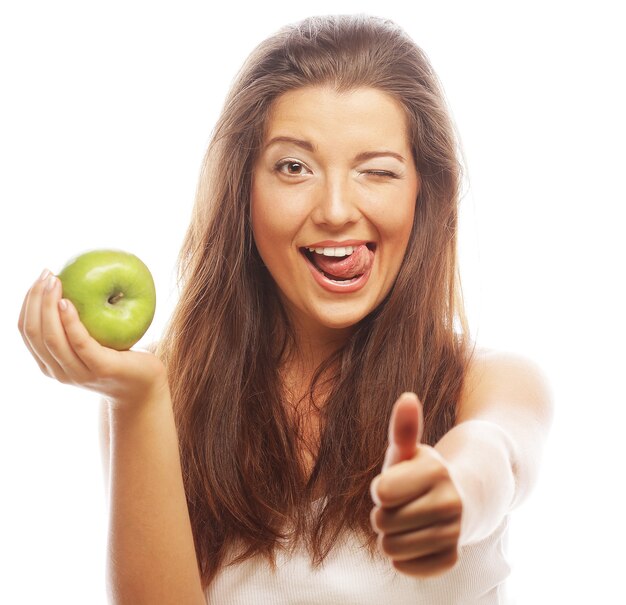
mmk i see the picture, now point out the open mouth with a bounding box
[299,242,376,282]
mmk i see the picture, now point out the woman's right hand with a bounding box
[18,269,168,409]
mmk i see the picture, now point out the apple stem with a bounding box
[108,292,125,305]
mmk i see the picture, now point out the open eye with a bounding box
[274,159,311,177]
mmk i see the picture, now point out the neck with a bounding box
[276,318,352,405]
[287,318,352,372]
[271,293,356,396]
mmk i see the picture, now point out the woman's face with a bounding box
[251,85,420,338]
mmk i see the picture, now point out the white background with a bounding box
[1,1,624,603]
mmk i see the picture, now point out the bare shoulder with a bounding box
[458,345,555,427]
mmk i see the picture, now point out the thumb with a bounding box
[382,392,424,472]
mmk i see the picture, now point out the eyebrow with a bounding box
[264,136,406,163]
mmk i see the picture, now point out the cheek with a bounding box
[370,196,416,283]
[250,192,302,270]
[251,199,272,249]
[251,182,280,252]
[251,185,308,248]
[375,199,415,248]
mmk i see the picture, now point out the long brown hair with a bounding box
[156,13,476,590]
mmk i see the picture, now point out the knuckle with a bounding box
[431,481,462,517]
[444,485,463,515]
[55,373,73,385]
[392,559,408,573]
[439,495,462,518]
[42,332,61,350]
[376,480,392,503]
[443,547,459,565]
[50,371,64,383]
[438,520,461,543]
[376,532,384,554]
[380,536,392,555]
[431,460,449,481]
[372,509,387,532]
[370,507,378,531]
[71,335,90,354]
[379,533,393,556]
[381,534,401,557]
[24,324,38,341]
[374,511,389,531]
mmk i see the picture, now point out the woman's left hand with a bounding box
[369,392,464,578]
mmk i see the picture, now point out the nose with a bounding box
[310,172,362,228]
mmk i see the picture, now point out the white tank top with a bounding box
[204,499,512,604]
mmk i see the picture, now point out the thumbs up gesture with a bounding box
[369,392,463,577]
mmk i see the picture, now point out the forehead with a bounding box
[263,86,411,152]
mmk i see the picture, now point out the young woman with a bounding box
[18,14,553,604]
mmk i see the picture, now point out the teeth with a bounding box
[306,245,356,256]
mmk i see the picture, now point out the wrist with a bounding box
[107,377,172,415]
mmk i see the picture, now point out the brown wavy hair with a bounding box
[155,13,476,590]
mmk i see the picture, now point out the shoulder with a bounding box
[454,345,555,511]
[458,345,555,427]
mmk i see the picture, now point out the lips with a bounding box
[299,243,376,294]
[306,243,373,279]
[305,239,377,249]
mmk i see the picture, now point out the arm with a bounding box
[369,349,554,577]
[19,271,206,603]
[99,398,110,497]
[434,419,516,546]
[435,348,555,546]
[102,389,206,605]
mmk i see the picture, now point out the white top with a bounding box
[205,499,512,604]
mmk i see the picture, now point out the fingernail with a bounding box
[59,299,68,311]
[45,274,57,291]
[39,269,50,281]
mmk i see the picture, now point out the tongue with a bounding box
[312,244,374,280]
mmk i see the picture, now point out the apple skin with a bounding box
[57,249,156,351]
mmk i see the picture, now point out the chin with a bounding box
[312,306,370,331]
[320,317,360,330]
[281,294,379,335]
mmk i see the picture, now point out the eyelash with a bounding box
[273,160,399,179]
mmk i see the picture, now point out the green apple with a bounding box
[57,249,156,351]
